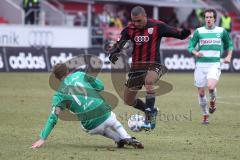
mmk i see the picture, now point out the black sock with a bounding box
[209,89,214,93]
[133,99,146,112]
[145,93,155,110]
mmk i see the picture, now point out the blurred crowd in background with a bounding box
[19,0,234,32]
[0,0,238,46]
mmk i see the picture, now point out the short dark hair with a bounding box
[53,63,69,80]
[131,6,146,16]
[204,9,217,20]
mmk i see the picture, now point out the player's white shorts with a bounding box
[87,112,118,135]
[194,66,221,88]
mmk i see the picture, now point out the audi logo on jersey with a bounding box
[134,36,149,43]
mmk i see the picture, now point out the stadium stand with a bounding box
[0,0,239,48]
[0,0,24,24]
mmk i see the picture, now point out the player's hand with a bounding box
[104,41,121,64]
[223,56,232,63]
[104,41,120,54]
[193,52,203,57]
[31,139,45,149]
[104,40,115,52]
[109,54,118,64]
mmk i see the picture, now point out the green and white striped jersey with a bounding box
[188,26,233,67]
[39,71,111,140]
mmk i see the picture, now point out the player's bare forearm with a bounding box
[227,50,233,57]
[224,50,233,63]
[192,50,203,57]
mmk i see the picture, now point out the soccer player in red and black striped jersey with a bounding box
[108,6,191,130]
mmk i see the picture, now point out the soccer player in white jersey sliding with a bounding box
[188,9,233,124]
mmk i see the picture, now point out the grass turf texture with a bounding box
[0,73,239,160]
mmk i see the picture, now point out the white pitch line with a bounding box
[217,101,240,106]
[172,95,240,106]
[173,95,240,100]
[218,96,240,99]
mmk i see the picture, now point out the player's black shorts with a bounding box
[125,64,168,90]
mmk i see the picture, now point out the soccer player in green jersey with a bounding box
[31,63,143,149]
[188,9,233,124]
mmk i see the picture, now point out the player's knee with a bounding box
[198,88,205,97]
[199,93,205,98]
[145,78,154,85]
[208,84,215,90]
[124,97,135,106]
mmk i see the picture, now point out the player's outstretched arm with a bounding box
[160,23,191,40]
[107,28,130,64]
[107,40,128,64]
[31,107,61,149]
[180,28,191,39]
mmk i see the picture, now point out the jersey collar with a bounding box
[205,25,216,30]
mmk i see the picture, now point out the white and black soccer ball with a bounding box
[128,114,145,132]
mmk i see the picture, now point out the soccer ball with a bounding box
[128,114,145,132]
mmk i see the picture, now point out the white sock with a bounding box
[198,95,209,115]
[103,127,121,142]
[112,120,131,139]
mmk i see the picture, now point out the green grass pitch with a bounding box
[0,73,239,160]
